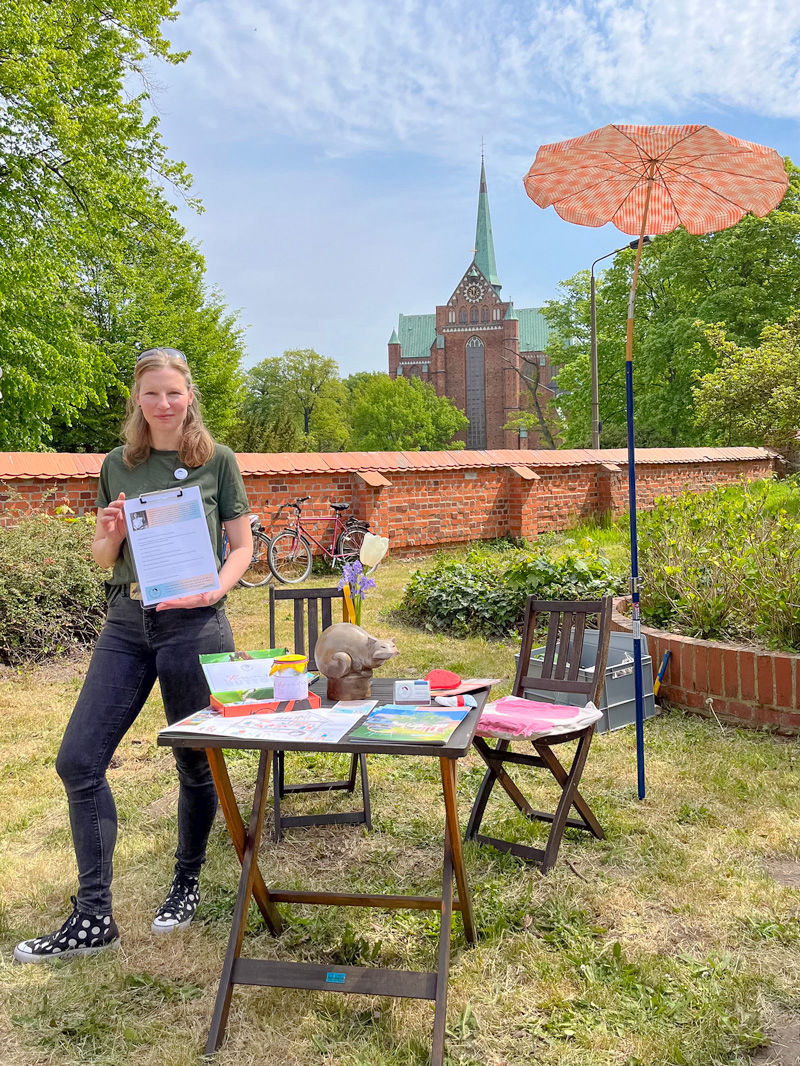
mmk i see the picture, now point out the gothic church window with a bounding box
[470,308,478,323]
[481,309,489,322]
[448,310,456,323]
[465,336,486,449]
[458,310,467,324]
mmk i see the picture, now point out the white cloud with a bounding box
[165,0,800,169]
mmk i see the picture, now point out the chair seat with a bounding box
[477,697,602,740]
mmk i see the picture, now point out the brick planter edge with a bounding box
[612,598,800,735]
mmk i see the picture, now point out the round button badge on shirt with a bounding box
[174,467,188,481]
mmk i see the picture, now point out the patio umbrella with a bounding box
[523,124,788,798]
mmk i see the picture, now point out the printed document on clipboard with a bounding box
[123,486,220,607]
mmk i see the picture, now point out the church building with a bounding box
[387,161,553,449]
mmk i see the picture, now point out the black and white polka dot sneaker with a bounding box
[14,897,119,964]
[150,872,200,934]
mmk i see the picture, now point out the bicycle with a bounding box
[268,496,371,584]
[222,513,273,588]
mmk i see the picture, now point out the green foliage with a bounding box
[545,160,800,448]
[230,349,348,452]
[398,543,623,638]
[0,512,106,663]
[349,372,468,451]
[639,476,800,650]
[0,0,245,450]
[694,315,800,455]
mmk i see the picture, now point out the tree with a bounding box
[231,349,350,452]
[693,316,800,457]
[0,0,245,449]
[544,160,800,447]
[348,373,467,451]
[48,220,246,451]
[500,349,559,448]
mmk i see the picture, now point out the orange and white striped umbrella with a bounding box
[524,124,788,235]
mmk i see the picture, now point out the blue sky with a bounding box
[150,0,800,375]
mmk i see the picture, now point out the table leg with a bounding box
[207,749,273,1053]
[439,757,476,945]
[206,747,282,935]
[431,824,454,1066]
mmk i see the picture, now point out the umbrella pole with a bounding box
[626,165,655,800]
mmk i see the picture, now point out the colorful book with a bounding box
[347,705,468,744]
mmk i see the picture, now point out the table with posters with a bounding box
[157,676,490,1065]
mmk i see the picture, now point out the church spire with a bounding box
[473,153,501,291]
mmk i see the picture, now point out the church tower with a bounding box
[388,159,552,449]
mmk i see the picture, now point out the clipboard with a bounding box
[123,486,221,607]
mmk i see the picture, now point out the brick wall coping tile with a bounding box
[0,446,776,481]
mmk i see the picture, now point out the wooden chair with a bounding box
[465,596,612,872]
[269,585,371,841]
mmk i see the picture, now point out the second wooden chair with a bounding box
[465,596,613,872]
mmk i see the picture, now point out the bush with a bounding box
[639,475,800,651]
[398,543,624,639]
[0,512,107,663]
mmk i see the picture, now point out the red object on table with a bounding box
[425,669,462,691]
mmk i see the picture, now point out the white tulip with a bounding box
[359,532,389,568]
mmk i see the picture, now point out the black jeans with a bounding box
[56,594,234,914]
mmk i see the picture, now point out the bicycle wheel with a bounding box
[238,530,273,588]
[269,531,313,584]
[336,527,367,567]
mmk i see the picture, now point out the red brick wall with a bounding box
[612,601,800,735]
[0,452,780,552]
[0,477,99,522]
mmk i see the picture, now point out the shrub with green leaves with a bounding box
[0,512,106,663]
[639,475,800,651]
[398,543,624,638]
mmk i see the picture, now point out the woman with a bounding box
[15,348,253,962]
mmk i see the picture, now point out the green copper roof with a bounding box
[389,328,399,344]
[474,158,500,290]
[517,308,549,351]
[395,308,548,359]
[396,313,436,361]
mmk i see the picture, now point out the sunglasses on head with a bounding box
[136,347,188,363]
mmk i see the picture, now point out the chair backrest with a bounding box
[268,586,347,670]
[513,596,613,707]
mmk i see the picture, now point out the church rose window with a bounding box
[465,336,486,449]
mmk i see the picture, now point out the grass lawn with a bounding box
[2,554,800,1065]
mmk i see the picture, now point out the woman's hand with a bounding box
[92,493,128,568]
[155,588,226,612]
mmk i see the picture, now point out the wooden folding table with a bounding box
[158,678,488,1065]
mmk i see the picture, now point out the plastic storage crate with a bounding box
[515,630,656,735]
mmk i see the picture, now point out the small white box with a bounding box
[394,679,431,703]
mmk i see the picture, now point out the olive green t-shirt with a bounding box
[97,445,250,599]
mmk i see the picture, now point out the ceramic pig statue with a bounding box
[314,623,399,700]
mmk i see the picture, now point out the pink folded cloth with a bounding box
[477,696,601,739]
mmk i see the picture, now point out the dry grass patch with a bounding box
[3,558,800,1064]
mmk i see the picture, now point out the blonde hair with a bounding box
[122,348,215,469]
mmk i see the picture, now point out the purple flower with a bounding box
[338,559,377,625]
